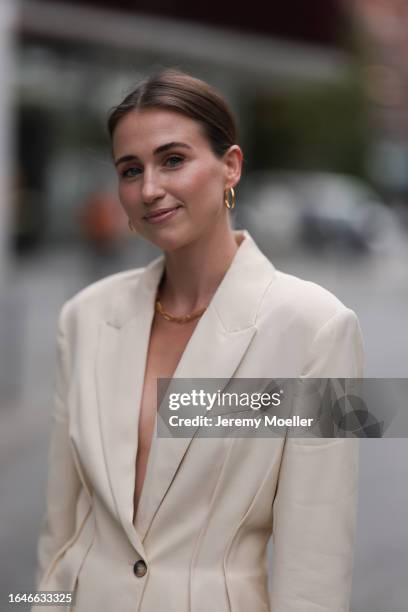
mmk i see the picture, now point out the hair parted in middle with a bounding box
[107,67,238,159]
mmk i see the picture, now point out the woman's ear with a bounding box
[223,145,243,189]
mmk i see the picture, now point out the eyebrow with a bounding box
[114,141,192,167]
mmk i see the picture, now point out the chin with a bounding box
[143,225,194,254]
[141,213,216,253]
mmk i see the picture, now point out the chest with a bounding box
[134,315,200,510]
[139,315,200,422]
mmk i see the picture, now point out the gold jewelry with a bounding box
[128,218,135,231]
[224,187,236,210]
[155,298,207,323]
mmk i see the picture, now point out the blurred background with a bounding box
[0,0,407,610]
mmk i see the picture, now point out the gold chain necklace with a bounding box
[155,298,207,324]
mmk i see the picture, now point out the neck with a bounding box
[158,224,243,316]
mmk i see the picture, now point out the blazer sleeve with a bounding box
[35,299,82,588]
[270,308,365,612]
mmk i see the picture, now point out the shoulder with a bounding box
[257,268,364,376]
[259,267,356,333]
[57,267,145,330]
[241,231,356,332]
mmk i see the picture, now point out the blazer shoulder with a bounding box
[260,268,356,332]
[59,267,145,325]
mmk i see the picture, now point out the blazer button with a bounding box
[133,559,147,577]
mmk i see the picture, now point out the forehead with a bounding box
[112,108,207,156]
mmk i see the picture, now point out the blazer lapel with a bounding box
[95,254,164,555]
[95,230,277,549]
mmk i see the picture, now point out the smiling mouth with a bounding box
[143,204,180,219]
[142,205,183,224]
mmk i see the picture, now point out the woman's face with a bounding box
[112,108,242,251]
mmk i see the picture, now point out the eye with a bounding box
[121,166,141,178]
[164,155,184,168]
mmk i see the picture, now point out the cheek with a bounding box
[177,162,223,200]
[118,182,137,209]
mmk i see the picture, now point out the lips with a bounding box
[142,205,183,225]
[143,205,181,219]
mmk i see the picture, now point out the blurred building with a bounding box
[0,1,16,283]
[350,0,408,200]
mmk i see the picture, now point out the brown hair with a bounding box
[107,67,238,158]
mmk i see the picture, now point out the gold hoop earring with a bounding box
[224,187,236,210]
[128,218,135,232]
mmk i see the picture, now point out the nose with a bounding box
[141,168,165,205]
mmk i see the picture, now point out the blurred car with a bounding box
[238,171,407,257]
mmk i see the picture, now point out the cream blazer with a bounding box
[33,229,364,612]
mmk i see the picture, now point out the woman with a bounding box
[33,68,364,612]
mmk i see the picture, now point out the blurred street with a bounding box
[0,240,407,612]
